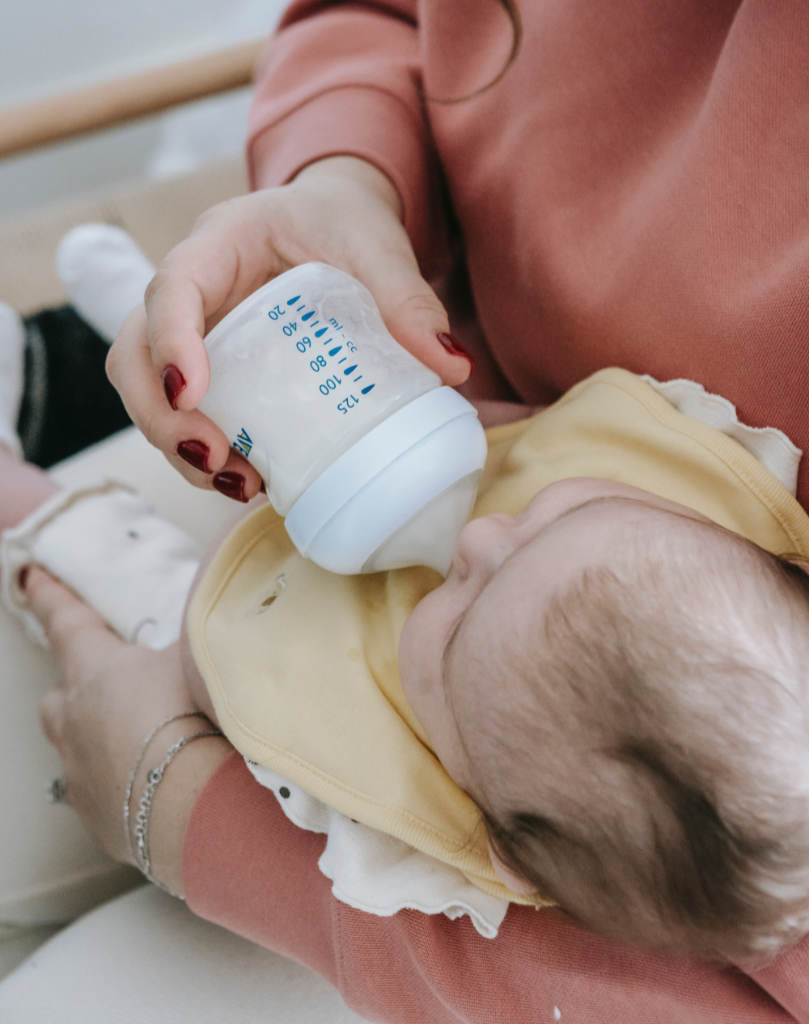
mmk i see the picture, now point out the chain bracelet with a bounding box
[123,711,206,865]
[132,728,222,898]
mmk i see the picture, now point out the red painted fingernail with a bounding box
[162,365,186,410]
[213,471,248,503]
[177,439,210,473]
[17,566,30,591]
[437,332,474,367]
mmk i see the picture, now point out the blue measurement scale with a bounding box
[268,292,376,413]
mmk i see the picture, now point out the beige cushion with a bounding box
[0,157,245,313]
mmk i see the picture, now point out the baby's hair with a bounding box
[464,517,809,962]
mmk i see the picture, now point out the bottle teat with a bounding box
[284,387,487,574]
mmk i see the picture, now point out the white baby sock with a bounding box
[0,302,25,457]
[1,482,201,650]
[56,224,156,343]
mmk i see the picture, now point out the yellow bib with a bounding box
[186,369,809,906]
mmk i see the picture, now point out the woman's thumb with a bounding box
[357,258,472,386]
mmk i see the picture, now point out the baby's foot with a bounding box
[0,302,25,458]
[56,223,155,343]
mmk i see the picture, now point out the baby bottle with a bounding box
[197,262,487,575]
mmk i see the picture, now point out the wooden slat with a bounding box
[0,39,263,159]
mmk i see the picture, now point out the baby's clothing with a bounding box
[5,366,809,932]
[185,367,809,910]
[1,482,201,651]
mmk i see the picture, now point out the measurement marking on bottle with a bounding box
[361,383,374,394]
[328,346,342,356]
[302,310,315,322]
[338,357,346,364]
[286,295,301,305]
[344,364,357,375]
[315,327,327,337]
[297,305,305,312]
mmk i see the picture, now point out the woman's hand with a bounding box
[106,156,472,501]
[25,567,232,895]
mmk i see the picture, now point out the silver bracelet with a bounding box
[123,711,205,865]
[132,728,222,897]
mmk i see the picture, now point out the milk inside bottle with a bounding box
[198,262,487,574]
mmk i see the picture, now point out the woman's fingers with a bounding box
[355,245,472,386]
[23,567,119,677]
[142,272,211,412]
[107,307,263,497]
[37,690,63,748]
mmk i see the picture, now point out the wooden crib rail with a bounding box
[0,39,264,160]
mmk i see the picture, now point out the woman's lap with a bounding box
[0,431,249,976]
[0,885,368,1022]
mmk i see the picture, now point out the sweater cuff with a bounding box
[183,751,339,976]
[247,86,446,273]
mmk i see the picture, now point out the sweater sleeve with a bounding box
[246,0,447,270]
[183,754,801,1024]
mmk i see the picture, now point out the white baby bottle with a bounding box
[198,262,487,574]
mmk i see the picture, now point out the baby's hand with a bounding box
[106,156,470,500]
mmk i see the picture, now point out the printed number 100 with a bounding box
[319,375,341,395]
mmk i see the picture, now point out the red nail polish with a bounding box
[213,471,248,503]
[17,566,29,591]
[177,439,210,473]
[162,365,186,409]
[437,332,474,367]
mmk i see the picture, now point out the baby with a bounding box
[3,230,809,964]
[399,475,809,961]
[178,362,809,965]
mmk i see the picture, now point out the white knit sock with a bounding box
[0,302,25,457]
[1,482,201,650]
[56,224,156,343]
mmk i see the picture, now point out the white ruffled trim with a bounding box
[644,376,802,495]
[245,760,508,939]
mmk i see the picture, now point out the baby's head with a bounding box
[398,477,809,962]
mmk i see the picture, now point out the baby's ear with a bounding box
[487,836,536,895]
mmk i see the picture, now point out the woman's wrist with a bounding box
[292,155,403,221]
[129,718,233,898]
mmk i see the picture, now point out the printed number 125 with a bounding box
[337,395,360,414]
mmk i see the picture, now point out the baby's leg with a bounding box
[0,284,201,650]
[0,446,58,531]
[1,468,202,651]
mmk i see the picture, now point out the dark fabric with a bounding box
[17,306,131,468]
